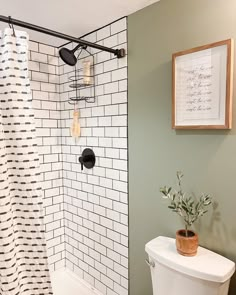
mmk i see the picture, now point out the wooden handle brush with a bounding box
[71,109,80,138]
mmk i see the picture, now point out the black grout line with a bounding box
[29,24,128,283]
[65,249,128,285]
[57,17,127,49]
[64,236,128,265]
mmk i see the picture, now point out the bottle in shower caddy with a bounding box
[83,60,91,85]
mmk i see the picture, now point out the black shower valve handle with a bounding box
[79,156,84,171]
[78,148,96,171]
[79,155,94,170]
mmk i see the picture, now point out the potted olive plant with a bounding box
[160,171,212,256]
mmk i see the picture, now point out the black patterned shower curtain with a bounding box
[0,28,52,295]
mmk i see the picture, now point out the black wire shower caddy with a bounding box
[68,47,95,104]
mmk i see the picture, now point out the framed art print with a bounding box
[172,39,234,129]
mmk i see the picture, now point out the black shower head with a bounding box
[59,44,82,66]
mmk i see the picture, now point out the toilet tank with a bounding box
[145,236,235,295]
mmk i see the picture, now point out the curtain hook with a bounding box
[8,16,16,37]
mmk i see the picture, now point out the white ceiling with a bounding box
[0,0,160,47]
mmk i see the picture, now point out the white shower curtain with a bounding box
[0,28,52,295]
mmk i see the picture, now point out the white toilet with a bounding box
[145,236,235,295]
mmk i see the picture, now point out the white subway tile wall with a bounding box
[30,16,128,295]
[60,18,128,295]
[29,42,65,271]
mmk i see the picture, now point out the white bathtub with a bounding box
[50,268,102,295]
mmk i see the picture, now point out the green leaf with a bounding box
[160,171,212,227]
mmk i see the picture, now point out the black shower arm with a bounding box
[0,15,125,58]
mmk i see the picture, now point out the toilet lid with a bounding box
[145,236,235,283]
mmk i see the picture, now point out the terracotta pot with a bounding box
[175,229,198,256]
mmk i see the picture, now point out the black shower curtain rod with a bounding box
[0,15,125,58]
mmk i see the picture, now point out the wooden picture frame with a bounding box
[172,39,234,129]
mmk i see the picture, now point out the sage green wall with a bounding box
[128,0,236,294]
